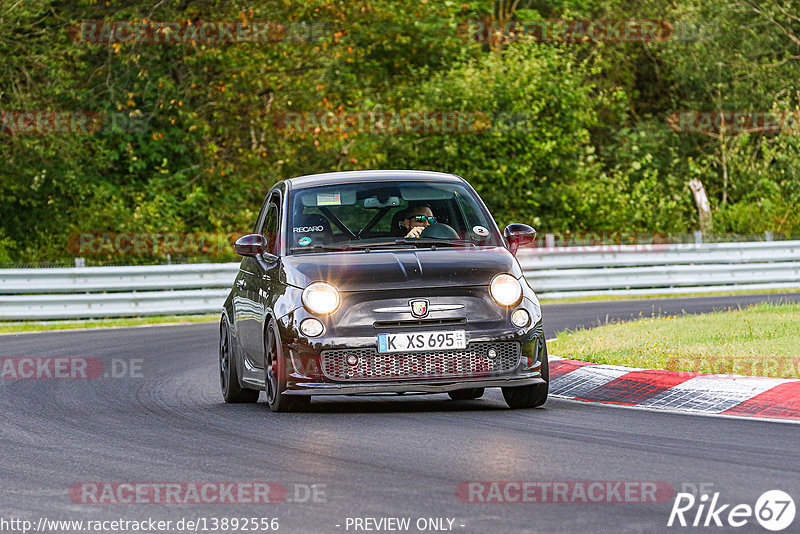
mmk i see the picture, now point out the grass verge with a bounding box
[549,302,800,378]
[0,314,219,334]
[538,287,800,303]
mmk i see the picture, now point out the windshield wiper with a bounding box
[289,244,354,253]
[347,242,415,249]
[290,240,476,253]
[391,238,475,248]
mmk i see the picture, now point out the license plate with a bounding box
[377,330,466,353]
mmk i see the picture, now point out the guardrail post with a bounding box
[765,231,773,241]
[74,257,85,268]
[545,233,555,250]
[693,231,703,244]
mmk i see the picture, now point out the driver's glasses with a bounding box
[408,215,437,224]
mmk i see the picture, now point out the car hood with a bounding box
[281,247,522,291]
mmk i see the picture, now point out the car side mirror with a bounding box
[504,224,536,256]
[234,234,275,259]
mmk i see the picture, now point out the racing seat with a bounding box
[390,209,410,237]
[291,214,334,247]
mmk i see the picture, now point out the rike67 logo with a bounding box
[668,489,795,531]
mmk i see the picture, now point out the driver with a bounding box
[403,203,437,238]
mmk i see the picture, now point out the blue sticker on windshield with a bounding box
[298,237,312,246]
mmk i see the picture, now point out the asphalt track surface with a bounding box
[2,293,800,534]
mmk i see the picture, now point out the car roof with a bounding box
[284,170,465,190]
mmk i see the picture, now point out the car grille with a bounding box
[373,318,466,329]
[320,342,521,381]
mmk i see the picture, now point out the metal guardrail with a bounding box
[518,240,800,299]
[1,240,799,319]
[0,264,238,294]
[0,264,239,320]
[0,289,231,320]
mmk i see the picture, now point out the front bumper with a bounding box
[282,372,545,396]
[276,288,546,395]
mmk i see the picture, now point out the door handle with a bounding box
[236,279,246,290]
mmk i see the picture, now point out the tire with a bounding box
[265,319,310,413]
[220,317,260,404]
[502,340,549,409]
[448,388,485,401]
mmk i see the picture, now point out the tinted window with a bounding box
[260,200,280,254]
[286,180,501,252]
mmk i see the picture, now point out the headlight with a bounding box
[511,309,530,328]
[490,274,522,307]
[299,318,324,337]
[302,282,340,315]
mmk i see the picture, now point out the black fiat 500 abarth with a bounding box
[219,170,548,411]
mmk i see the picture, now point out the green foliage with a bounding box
[1,0,799,263]
[371,42,605,229]
[0,230,13,264]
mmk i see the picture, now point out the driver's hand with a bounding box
[404,226,425,238]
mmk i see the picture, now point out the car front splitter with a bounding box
[284,374,545,395]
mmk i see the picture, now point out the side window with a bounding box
[454,192,489,241]
[253,198,269,234]
[259,195,281,254]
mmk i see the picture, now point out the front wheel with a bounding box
[265,320,310,413]
[220,317,259,404]
[502,383,548,409]
[502,339,549,409]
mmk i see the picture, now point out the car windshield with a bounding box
[286,180,502,253]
